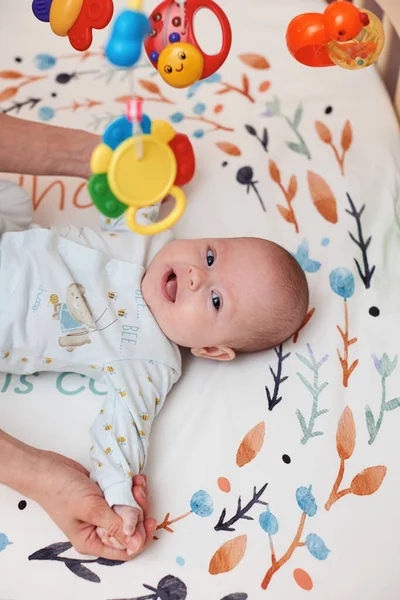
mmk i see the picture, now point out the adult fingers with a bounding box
[83,499,126,547]
[132,484,150,518]
[126,521,146,556]
[143,518,157,549]
[96,527,126,550]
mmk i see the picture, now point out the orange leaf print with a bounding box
[277,205,295,223]
[293,569,313,591]
[217,477,231,493]
[259,81,271,92]
[315,121,332,144]
[350,466,387,496]
[0,70,24,79]
[268,159,281,184]
[115,95,131,103]
[138,79,161,94]
[209,535,247,575]
[0,87,18,102]
[215,142,241,156]
[307,171,338,223]
[341,120,352,151]
[214,104,223,114]
[242,73,250,95]
[236,421,265,467]
[239,53,270,70]
[287,175,297,202]
[336,406,355,460]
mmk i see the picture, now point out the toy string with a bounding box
[128,69,143,160]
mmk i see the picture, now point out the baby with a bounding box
[0,180,308,554]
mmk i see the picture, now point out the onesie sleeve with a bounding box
[89,358,178,510]
[0,181,33,233]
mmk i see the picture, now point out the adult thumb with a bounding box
[85,499,126,546]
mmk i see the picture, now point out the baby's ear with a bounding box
[191,346,236,361]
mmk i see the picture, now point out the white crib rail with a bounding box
[354,0,400,118]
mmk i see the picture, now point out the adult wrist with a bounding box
[0,430,44,501]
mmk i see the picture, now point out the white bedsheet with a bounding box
[0,0,400,598]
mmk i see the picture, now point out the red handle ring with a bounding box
[145,0,232,80]
[185,0,232,79]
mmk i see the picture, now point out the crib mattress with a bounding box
[0,0,400,598]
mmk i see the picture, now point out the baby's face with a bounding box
[141,237,274,351]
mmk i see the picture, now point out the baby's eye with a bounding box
[164,65,173,74]
[178,51,186,60]
[212,291,221,311]
[206,249,215,267]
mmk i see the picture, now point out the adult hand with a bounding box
[35,450,156,560]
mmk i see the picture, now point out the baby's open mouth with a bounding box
[162,269,178,302]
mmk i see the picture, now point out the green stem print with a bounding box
[366,354,400,445]
[296,345,329,444]
[262,96,311,160]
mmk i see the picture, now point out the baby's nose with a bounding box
[188,266,204,291]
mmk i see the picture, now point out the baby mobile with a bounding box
[286,0,385,70]
[31,0,232,234]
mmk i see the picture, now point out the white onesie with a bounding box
[0,181,181,510]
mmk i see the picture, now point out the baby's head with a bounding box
[142,237,308,359]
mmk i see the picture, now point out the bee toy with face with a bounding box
[144,0,232,89]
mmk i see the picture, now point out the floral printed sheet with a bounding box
[0,0,400,598]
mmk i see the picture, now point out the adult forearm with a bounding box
[0,114,99,179]
[0,429,43,499]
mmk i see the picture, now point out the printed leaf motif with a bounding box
[215,87,231,95]
[350,466,387,496]
[287,175,297,202]
[259,81,271,92]
[28,541,72,561]
[305,533,330,560]
[307,171,338,223]
[315,121,332,144]
[268,159,281,184]
[365,405,377,440]
[239,54,270,69]
[296,409,308,433]
[294,569,313,591]
[341,120,352,151]
[214,104,223,113]
[0,70,24,79]
[277,205,295,223]
[0,87,18,102]
[385,397,400,411]
[236,421,265,467]
[336,406,355,460]
[216,142,241,156]
[65,562,100,583]
[209,535,247,574]
[293,105,303,129]
[138,79,161,94]
[242,74,250,95]
[287,141,305,155]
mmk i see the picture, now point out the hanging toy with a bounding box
[88,0,195,235]
[144,0,232,88]
[88,113,195,235]
[105,0,150,67]
[286,0,385,70]
[32,0,114,51]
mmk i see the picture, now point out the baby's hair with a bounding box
[228,239,309,354]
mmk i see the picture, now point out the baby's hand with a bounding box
[96,475,149,556]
